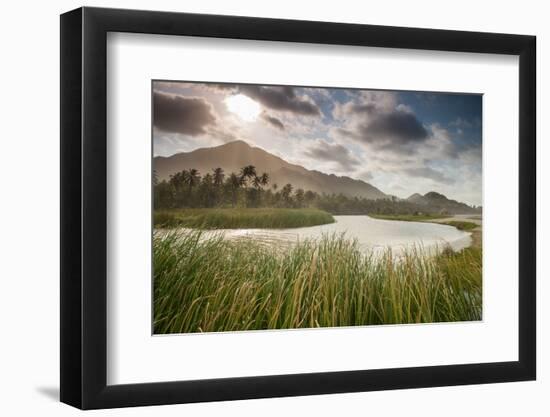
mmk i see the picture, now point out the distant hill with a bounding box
[406,193,425,205]
[154,140,388,200]
[406,191,479,214]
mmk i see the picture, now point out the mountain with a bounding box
[154,140,388,200]
[406,191,479,214]
[406,193,425,204]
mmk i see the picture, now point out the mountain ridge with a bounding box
[154,140,388,200]
[154,140,479,213]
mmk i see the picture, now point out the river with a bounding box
[185,215,472,257]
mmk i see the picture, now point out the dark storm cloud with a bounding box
[239,85,321,116]
[401,167,455,185]
[338,102,429,152]
[153,91,216,136]
[261,113,285,130]
[360,111,428,144]
[304,141,360,170]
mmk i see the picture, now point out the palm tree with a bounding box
[169,170,187,191]
[281,183,293,206]
[259,172,269,188]
[295,188,305,208]
[200,173,215,207]
[239,165,257,186]
[212,167,225,186]
[169,170,191,207]
[185,169,201,194]
[211,167,225,207]
[251,176,262,190]
[227,172,244,207]
[271,183,281,206]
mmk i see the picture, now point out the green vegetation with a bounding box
[154,166,481,216]
[154,208,335,229]
[152,165,483,333]
[441,221,478,231]
[369,213,448,222]
[153,232,482,334]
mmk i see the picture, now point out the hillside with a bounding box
[406,191,479,214]
[154,140,388,200]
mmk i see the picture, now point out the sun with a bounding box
[225,94,261,122]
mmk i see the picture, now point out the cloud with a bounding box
[153,91,216,136]
[239,85,321,116]
[152,82,482,205]
[359,111,428,145]
[304,140,361,170]
[261,113,285,130]
[334,99,429,150]
[426,122,483,162]
[449,117,473,128]
[401,167,455,185]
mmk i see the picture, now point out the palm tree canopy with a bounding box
[212,167,225,186]
[281,183,293,199]
[228,172,243,188]
[252,176,262,189]
[240,165,257,180]
[169,170,189,189]
[260,172,269,186]
[186,169,201,187]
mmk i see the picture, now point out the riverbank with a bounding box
[427,215,482,249]
[154,208,335,229]
[368,213,449,222]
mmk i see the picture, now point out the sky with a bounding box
[153,81,482,206]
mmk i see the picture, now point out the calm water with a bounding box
[189,215,472,257]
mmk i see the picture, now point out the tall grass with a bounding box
[154,208,335,229]
[153,231,482,334]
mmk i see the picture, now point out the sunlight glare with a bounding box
[225,94,261,122]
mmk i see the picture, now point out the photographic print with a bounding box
[152,81,482,335]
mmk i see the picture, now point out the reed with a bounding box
[154,208,335,229]
[153,231,482,334]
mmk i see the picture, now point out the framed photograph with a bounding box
[60,7,536,409]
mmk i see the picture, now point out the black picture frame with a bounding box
[60,6,536,410]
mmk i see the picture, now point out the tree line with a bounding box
[154,165,304,209]
[154,166,479,215]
